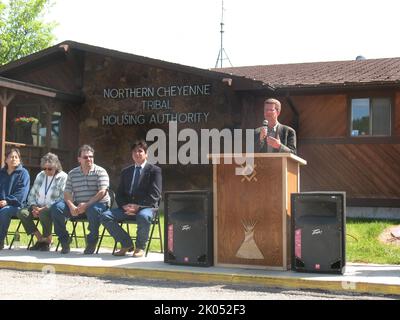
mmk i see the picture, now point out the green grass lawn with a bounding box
[346,218,400,264]
[5,216,400,265]
[5,211,165,253]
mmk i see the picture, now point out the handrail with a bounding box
[5,141,70,152]
[5,141,27,147]
[3,142,73,170]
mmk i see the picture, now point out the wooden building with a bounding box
[1,41,399,214]
[0,41,270,191]
[220,60,400,210]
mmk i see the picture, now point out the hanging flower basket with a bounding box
[14,116,39,125]
[14,117,38,145]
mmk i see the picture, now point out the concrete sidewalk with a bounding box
[1,248,399,297]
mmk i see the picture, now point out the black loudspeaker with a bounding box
[164,190,213,267]
[291,192,346,274]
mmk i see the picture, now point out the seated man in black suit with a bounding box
[101,140,162,257]
[254,98,297,154]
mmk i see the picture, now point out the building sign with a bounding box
[102,84,212,125]
[102,112,209,126]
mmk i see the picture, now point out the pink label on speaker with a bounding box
[168,224,173,252]
[295,228,302,258]
[315,264,320,270]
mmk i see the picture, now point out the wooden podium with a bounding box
[211,153,307,270]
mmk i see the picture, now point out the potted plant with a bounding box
[14,116,39,125]
[14,116,39,144]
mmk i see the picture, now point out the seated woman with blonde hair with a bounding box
[17,153,67,251]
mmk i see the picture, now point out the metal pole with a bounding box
[220,0,224,68]
[220,21,224,68]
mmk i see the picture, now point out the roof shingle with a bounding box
[213,58,400,89]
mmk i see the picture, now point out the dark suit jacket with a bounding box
[116,163,162,208]
[254,123,297,154]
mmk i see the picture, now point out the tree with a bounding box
[0,0,57,66]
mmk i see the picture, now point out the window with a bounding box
[37,111,61,148]
[350,98,391,136]
[12,103,61,148]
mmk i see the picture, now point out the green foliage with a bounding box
[352,116,369,135]
[14,116,39,123]
[0,0,57,66]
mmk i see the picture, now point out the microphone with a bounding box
[262,120,269,137]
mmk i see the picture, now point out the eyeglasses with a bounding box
[43,167,54,171]
[82,155,94,160]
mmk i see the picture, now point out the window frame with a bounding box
[348,93,393,138]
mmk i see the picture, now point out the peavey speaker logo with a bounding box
[182,225,191,231]
[312,228,323,235]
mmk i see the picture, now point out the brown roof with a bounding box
[213,58,400,89]
[0,41,271,92]
[0,75,84,103]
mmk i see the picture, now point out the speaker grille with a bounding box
[164,191,213,267]
[291,192,346,274]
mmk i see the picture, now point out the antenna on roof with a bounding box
[215,0,233,68]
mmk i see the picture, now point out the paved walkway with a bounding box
[1,248,399,297]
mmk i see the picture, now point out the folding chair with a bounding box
[55,215,88,251]
[55,189,115,252]
[7,217,24,249]
[97,198,163,257]
[26,218,40,249]
[8,216,54,250]
[95,189,116,253]
[25,217,59,250]
[144,206,163,256]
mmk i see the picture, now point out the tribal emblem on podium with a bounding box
[240,164,257,182]
[235,219,264,259]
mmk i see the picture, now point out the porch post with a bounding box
[0,89,15,167]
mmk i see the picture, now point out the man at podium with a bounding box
[254,98,297,154]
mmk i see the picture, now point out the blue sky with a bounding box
[46,0,400,69]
